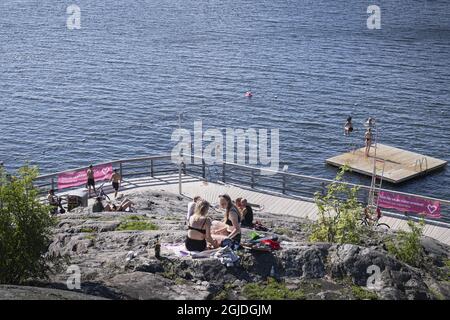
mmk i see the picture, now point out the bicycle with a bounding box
[360,207,390,231]
[95,182,110,201]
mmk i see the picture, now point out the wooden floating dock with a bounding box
[326,144,447,184]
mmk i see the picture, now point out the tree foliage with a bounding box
[310,166,365,244]
[0,165,58,284]
[386,219,425,267]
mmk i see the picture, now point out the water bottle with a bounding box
[270,265,276,278]
[154,236,161,259]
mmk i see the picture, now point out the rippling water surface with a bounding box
[0,0,449,201]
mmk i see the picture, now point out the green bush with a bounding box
[310,166,365,244]
[243,278,306,300]
[445,260,450,280]
[386,219,424,267]
[0,165,58,284]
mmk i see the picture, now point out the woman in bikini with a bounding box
[364,128,373,156]
[185,200,218,252]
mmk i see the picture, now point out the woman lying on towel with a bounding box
[185,200,218,252]
[104,198,135,212]
[211,194,242,245]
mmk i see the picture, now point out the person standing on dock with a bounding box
[86,164,96,196]
[110,169,122,198]
[364,128,373,156]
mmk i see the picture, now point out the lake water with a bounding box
[0,0,449,202]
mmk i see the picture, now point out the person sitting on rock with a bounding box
[211,194,242,246]
[104,198,135,212]
[48,189,65,214]
[186,196,202,223]
[235,197,243,210]
[185,200,218,251]
[92,197,105,213]
[240,199,254,228]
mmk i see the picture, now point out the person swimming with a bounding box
[365,117,375,128]
[344,116,354,136]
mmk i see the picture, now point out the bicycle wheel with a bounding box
[376,223,390,231]
[102,189,110,201]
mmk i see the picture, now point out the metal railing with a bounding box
[182,155,450,226]
[33,153,450,226]
[34,154,176,195]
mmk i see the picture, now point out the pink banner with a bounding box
[378,191,441,218]
[57,164,113,190]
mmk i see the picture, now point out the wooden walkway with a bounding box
[100,174,450,246]
[326,144,447,184]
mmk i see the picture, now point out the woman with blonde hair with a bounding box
[185,200,218,251]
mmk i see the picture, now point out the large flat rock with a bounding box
[0,285,107,300]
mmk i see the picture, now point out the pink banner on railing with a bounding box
[378,191,441,218]
[57,164,113,190]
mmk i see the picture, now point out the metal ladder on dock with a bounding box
[368,158,385,210]
[415,157,428,172]
[366,118,385,210]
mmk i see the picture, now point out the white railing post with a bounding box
[178,153,183,195]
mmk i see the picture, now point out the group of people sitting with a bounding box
[185,194,254,252]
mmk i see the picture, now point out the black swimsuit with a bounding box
[225,208,242,244]
[185,218,208,252]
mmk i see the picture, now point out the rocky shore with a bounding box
[2,190,449,300]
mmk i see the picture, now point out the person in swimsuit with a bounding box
[186,196,202,223]
[104,198,135,212]
[47,189,64,215]
[219,194,242,244]
[110,169,122,198]
[185,200,218,252]
[364,128,373,157]
[92,197,105,213]
[344,116,353,136]
[240,199,254,228]
[86,165,96,196]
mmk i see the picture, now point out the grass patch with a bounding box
[121,215,144,221]
[444,259,450,281]
[214,284,234,300]
[116,220,158,231]
[351,286,378,300]
[430,288,445,300]
[80,227,96,233]
[274,227,294,238]
[243,278,306,300]
[85,234,96,241]
[174,277,188,286]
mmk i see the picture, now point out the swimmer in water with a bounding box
[365,117,374,128]
[344,116,353,136]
